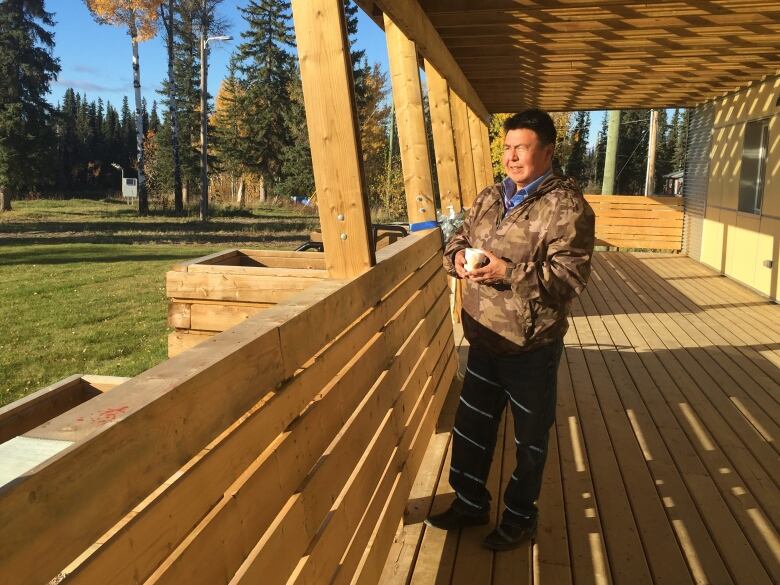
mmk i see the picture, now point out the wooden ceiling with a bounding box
[358,0,780,113]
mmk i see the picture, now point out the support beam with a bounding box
[468,107,490,192]
[292,0,374,278]
[385,15,437,230]
[602,109,621,195]
[480,119,494,186]
[362,0,490,123]
[645,109,659,196]
[424,60,462,212]
[449,90,478,208]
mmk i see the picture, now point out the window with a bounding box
[738,118,770,214]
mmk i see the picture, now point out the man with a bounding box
[426,109,595,550]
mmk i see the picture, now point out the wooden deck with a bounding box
[379,251,780,585]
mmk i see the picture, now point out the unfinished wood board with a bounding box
[425,59,462,213]
[385,15,437,228]
[449,89,478,208]
[291,0,374,278]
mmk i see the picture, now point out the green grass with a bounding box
[0,199,320,407]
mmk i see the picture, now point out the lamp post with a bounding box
[111,163,124,200]
[200,33,232,221]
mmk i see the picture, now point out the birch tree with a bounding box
[84,0,162,215]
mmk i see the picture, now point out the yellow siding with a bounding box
[727,215,760,287]
[700,206,725,270]
[701,75,780,300]
[712,76,780,128]
[756,216,780,298]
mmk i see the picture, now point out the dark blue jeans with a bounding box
[449,339,563,526]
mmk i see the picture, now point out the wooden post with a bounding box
[468,107,489,192]
[291,0,374,278]
[384,15,437,231]
[480,120,494,186]
[449,89,477,208]
[645,109,659,196]
[424,60,462,213]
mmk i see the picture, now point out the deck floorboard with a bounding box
[379,252,780,584]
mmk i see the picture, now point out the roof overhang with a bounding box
[357,0,780,113]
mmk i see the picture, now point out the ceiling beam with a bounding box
[354,0,490,122]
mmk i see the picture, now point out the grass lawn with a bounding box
[0,198,319,407]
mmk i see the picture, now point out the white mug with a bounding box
[464,247,486,272]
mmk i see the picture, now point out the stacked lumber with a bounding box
[0,229,457,585]
[584,195,684,251]
[166,249,328,356]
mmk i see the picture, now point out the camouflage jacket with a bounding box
[443,175,595,353]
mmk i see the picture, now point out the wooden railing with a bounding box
[585,194,684,251]
[0,229,456,585]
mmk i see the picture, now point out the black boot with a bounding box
[424,504,490,530]
[482,517,537,551]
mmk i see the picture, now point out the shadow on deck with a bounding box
[381,252,780,585]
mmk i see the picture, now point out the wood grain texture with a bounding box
[424,59,462,213]
[385,16,437,227]
[292,0,374,278]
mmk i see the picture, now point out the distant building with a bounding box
[663,170,684,196]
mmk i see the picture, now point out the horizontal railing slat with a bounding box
[0,229,444,585]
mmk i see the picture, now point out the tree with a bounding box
[159,0,183,210]
[231,0,296,200]
[593,113,608,189]
[489,113,510,180]
[0,0,60,211]
[211,62,251,203]
[85,0,163,215]
[550,112,572,174]
[672,109,688,172]
[615,110,650,194]
[567,111,590,186]
[149,99,161,132]
[654,109,674,192]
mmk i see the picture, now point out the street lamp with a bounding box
[111,163,124,199]
[200,33,232,221]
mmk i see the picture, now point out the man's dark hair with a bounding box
[503,109,557,146]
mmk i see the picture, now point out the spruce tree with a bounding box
[149,100,161,133]
[566,111,590,186]
[0,0,60,210]
[593,113,609,188]
[233,0,296,199]
[672,109,688,172]
[173,2,202,202]
[654,109,674,192]
[615,110,650,194]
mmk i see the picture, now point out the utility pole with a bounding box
[602,110,620,195]
[644,109,659,196]
[199,32,232,221]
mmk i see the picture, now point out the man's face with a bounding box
[502,128,554,188]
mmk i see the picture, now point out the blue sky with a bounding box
[48,2,604,143]
[49,1,387,107]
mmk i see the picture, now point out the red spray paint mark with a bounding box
[89,406,129,425]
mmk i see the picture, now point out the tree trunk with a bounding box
[183,180,190,205]
[129,17,148,215]
[0,188,11,212]
[257,175,266,203]
[162,0,183,213]
[237,176,245,207]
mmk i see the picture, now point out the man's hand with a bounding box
[468,250,508,284]
[454,249,469,279]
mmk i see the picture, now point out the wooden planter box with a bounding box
[166,249,329,357]
[0,374,128,488]
[0,374,129,445]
